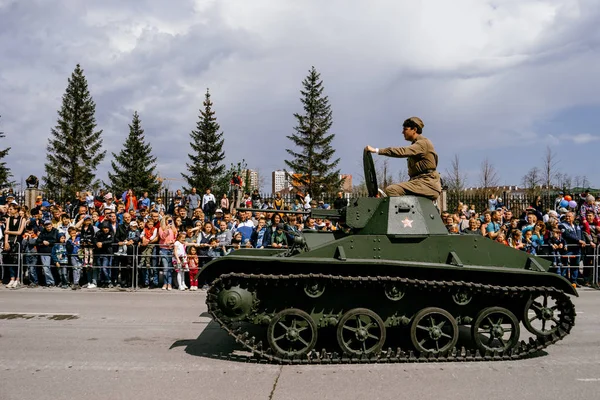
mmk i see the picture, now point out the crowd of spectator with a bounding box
[444,191,600,288]
[0,185,349,291]
[1,183,597,291]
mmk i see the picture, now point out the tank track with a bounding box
[206,273,576,364]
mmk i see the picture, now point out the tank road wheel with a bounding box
[267,308,318,358]
[303,281,325,298]
[384,283,405,301]
[452,289,472,306]
[337,308,386,356]
[523,293,562,337]
[410,307,459,354]
[472,307,520,353]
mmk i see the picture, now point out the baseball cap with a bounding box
[129,221,138,227]
[215,208,223,213]
[43,220,52,225]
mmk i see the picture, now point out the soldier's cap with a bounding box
[405,117,424,129]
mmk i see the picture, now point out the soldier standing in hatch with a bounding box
[365,117,441,200]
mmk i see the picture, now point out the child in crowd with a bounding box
[187,246,199,291]
[52,233,70,289]
[495,232,508,246]
[508,230,524,250]
[271,223,288,248]
[139,219,157,269]
[229,231,243,252]
[522,229,536,255]
[22,225,39,287]
[80,215,95,268]
[250,218,268,248]
[207,236,225,258]
[548,229,567,271]
[66,226,82,289]
[173,232,188,291]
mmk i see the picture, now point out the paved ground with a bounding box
[1,286,599,400]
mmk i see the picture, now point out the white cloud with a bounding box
[572,133,599,144]
[1,0,600,190]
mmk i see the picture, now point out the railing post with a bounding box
[132,245,138,291]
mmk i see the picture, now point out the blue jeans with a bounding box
[160,248,173,285]
[86,266,98,285]
[561,251,580,282]
[58,263,69,285]
[150,245,159,285]
[97,255,112,284]
[71,257,82,286]
[40,255,55,286]
[26,255,38,284]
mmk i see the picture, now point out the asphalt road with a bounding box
[1,286,599,400]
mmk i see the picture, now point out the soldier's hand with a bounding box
[365,145,376,153]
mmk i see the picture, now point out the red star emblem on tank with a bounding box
[402,217,413,228]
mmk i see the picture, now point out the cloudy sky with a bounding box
[1,0,599,192]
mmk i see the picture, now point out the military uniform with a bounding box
[378,135,441,200]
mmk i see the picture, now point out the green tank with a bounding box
[198,152,576,363]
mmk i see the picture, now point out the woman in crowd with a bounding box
[174,216,185,233]
[220,194,229,213]
[196,221,215,261]
[158,215,178,291]
[4,204,27,288]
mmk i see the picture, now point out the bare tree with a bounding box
[521,167,542,195]
[398,166,409,184]
[352,181,368,196]
[555,172,572,192]
[541,146,559,195]
[382,159,390,189]
[478,158,499,193]
[373,158,393,190]
[443,154,468,197]
[573,175,582,189]
[582,175,590,190]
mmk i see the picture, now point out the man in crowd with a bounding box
[559,211,586,288]
[186,188,201,219]
[202,188,217,221]
[333,191,347,210]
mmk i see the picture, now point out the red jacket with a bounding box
[125,194,138,211]
[582,218,600,235]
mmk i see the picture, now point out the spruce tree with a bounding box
[182,89,226,192]
[44,64,105,199]
[285,66,341,197]
[108,111,160,196]
[0,116,13,190]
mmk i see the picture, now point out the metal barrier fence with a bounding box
[533,244,599,286]
[3,242,599,290]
